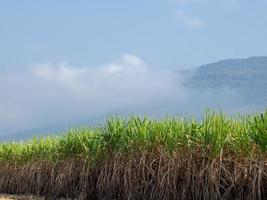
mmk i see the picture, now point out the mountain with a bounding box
[184,56,267,108]
[2,56,266,142]
[0,115,106,142]
[0,124,72,142]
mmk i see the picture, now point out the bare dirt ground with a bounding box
[0,194,43,200]
[0,194,76,200]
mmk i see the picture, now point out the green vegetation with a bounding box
[1,110,267,199]
[1,110,267,164]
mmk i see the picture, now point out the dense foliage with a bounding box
[1,111,267,164]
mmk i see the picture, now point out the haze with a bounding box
[1,1,267,135]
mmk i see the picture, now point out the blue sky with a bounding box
[1,0,267,134]
[1,0,267,70]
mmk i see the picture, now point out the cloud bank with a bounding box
[0,54,187,134]
[0,53,249,135]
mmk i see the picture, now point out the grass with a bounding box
[1,110,267,163]
[0,110,267,199]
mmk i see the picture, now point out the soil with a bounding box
[0,194,43,200]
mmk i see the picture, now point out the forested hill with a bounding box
[185,56,267,107]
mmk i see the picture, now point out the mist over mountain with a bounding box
[184,56,267,110]
[1,56,266,141]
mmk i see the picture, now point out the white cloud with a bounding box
[175,0,243,28]
[0,54,249,135]
[175,9,205,29]
[0,54,187,134]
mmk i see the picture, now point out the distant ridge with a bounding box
[195,56,267,75]
[200,56,267,66]
[2,56,267,141]
[185,56,267,107]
